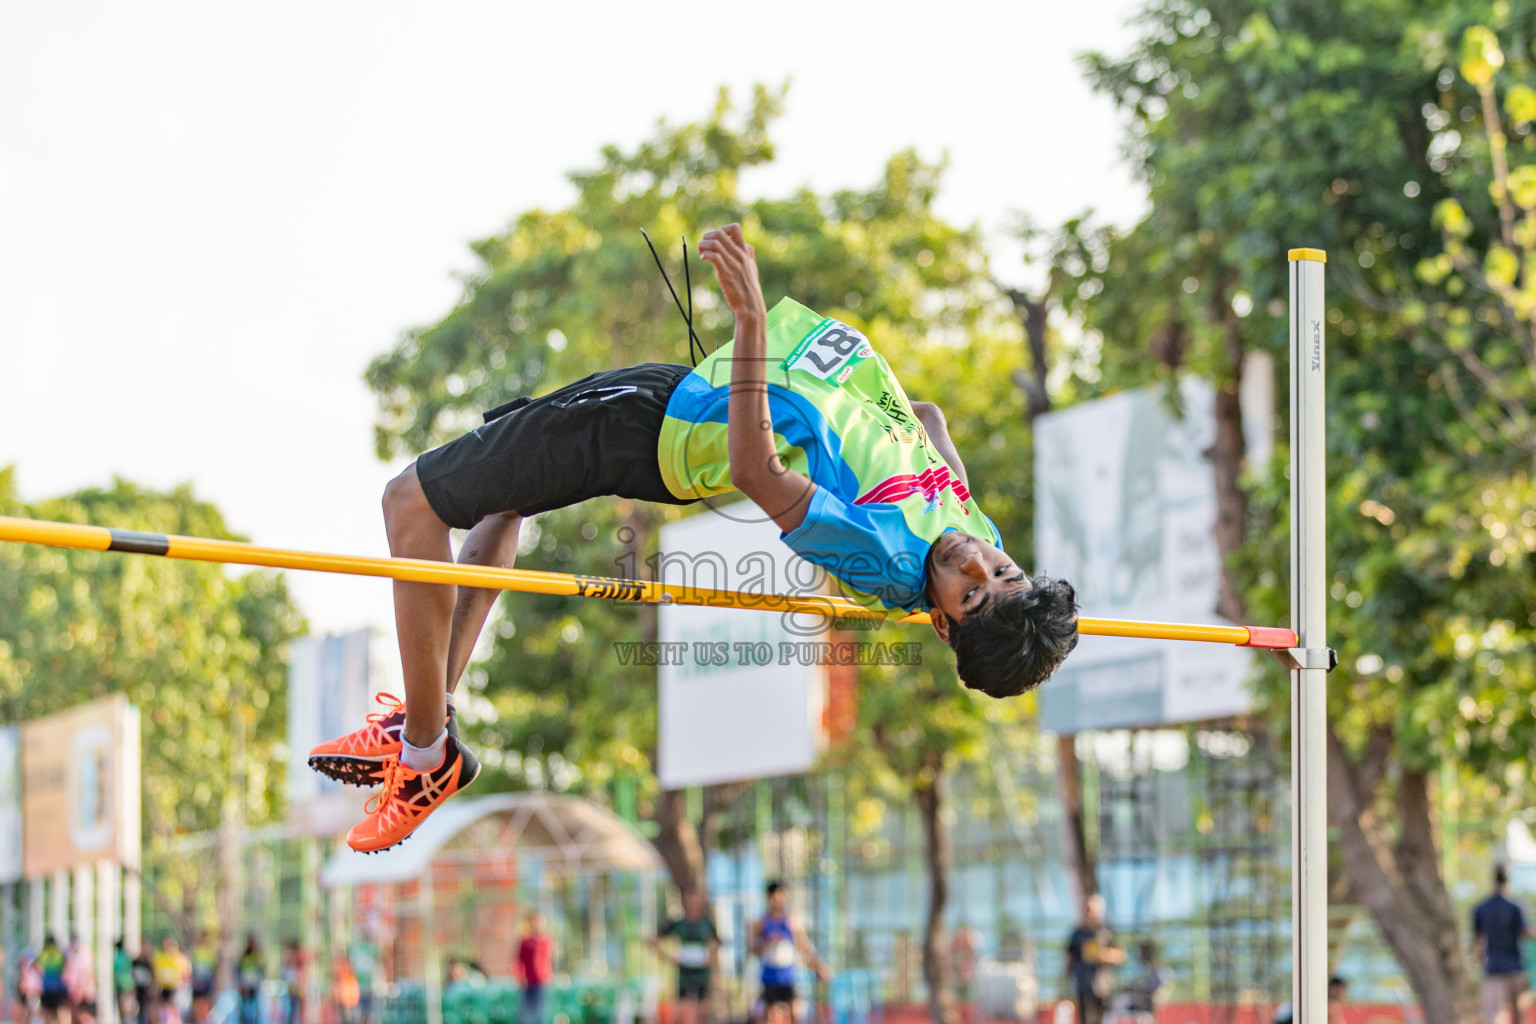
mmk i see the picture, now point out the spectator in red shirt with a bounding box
[514,912,554,1024]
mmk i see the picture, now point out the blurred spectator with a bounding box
[949,926,980,1012]
[332,956,361,1024]
[445,960,488,990]
[151,937,191,1024]
[1115,940,1166,1024]
[190,933,217,1024]
[1327,975,1348,1024]
[1472,864,1530,1024]
[514,912,554,1024]
[37,935,67,1024]
[115,940,138,1024]
[650,889,720,1024]
[752,880,829,1024]
[1064,896,1122,1024]
[237,937,265,1024]
[19,946,44,1023]
[346,936,381,1024]
[65,936,96,1024]
[280,941,308,1024]
[132,946,156,1024]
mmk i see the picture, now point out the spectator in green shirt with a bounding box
[115,941,138,1024]
[651,890,721,1024]
[37,935,67,1024]
[237,937,266,1024]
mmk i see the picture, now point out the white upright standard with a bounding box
[1288,248,1328,1023]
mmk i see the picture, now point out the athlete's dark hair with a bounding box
[945,576,1079,698]
[766,880,785,898]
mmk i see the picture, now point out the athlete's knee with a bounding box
[382,465,422,519]
[383,464,443,535]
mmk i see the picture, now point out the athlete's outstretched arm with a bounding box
[699,224,816,533]
[912,401,969,488]
[793,917,832,980]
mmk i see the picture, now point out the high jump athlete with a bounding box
[309,225,1078,852]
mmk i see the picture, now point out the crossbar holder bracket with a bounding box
[1275,647,1337,673]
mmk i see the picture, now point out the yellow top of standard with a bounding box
[1288,247,1327,263]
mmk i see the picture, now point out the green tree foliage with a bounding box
[0,468,303,924]
[1056,0,1536,1018]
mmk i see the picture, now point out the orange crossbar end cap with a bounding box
[1242,626,1299,649]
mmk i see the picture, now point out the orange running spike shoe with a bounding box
[308,693,459,787]
[345,736,481,853]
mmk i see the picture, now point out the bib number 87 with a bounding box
[785,319,874,385]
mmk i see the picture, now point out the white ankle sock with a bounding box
[401,730,448,772]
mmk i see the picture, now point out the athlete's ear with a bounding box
[929,606,951,642]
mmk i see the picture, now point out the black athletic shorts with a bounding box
[416,363,697,529]
[677,978,710,1001]
[761,984,796,1008]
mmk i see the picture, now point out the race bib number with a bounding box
[783,319,874,386]
[768,939,797,968]
[677,943,710,968]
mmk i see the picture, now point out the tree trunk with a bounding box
[699,783,746,863]
[627,502,707,897]
[1326,723,1479,1023]
[1018,280,1099,935]
[914,769,954,1024]
[1005,287,1053,422]
[652,788,707,897]
[1055,734,1097,920]
[1206,288,1250,624]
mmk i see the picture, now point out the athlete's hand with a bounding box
[699,224,767,321]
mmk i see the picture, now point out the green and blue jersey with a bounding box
[657,298,1001,617]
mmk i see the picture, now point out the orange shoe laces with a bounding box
[366,692,405,724]
[329,694,401,757]
[343,693,405,751]
[363,757,408,817]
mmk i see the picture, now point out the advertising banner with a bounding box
[21,694,141,876]
[658,502,828,789]
[0,725,20,883]
[287,629,389,836]
[1034,377,1268,733]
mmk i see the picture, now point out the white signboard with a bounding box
[288,629,394,835]
[1034,376,1267,733]
[657,502,827,789]
[0,725,20,883]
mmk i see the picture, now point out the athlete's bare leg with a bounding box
[445,511,523,691]
[382,464,455,748]
[383,460,524,747]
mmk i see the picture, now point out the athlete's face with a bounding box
[925,532,1030,639]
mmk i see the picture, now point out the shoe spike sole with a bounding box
[308,756,387,788]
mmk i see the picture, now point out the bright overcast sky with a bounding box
[0,1,1147,637]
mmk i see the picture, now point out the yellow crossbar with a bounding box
[0,515,1295,648]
